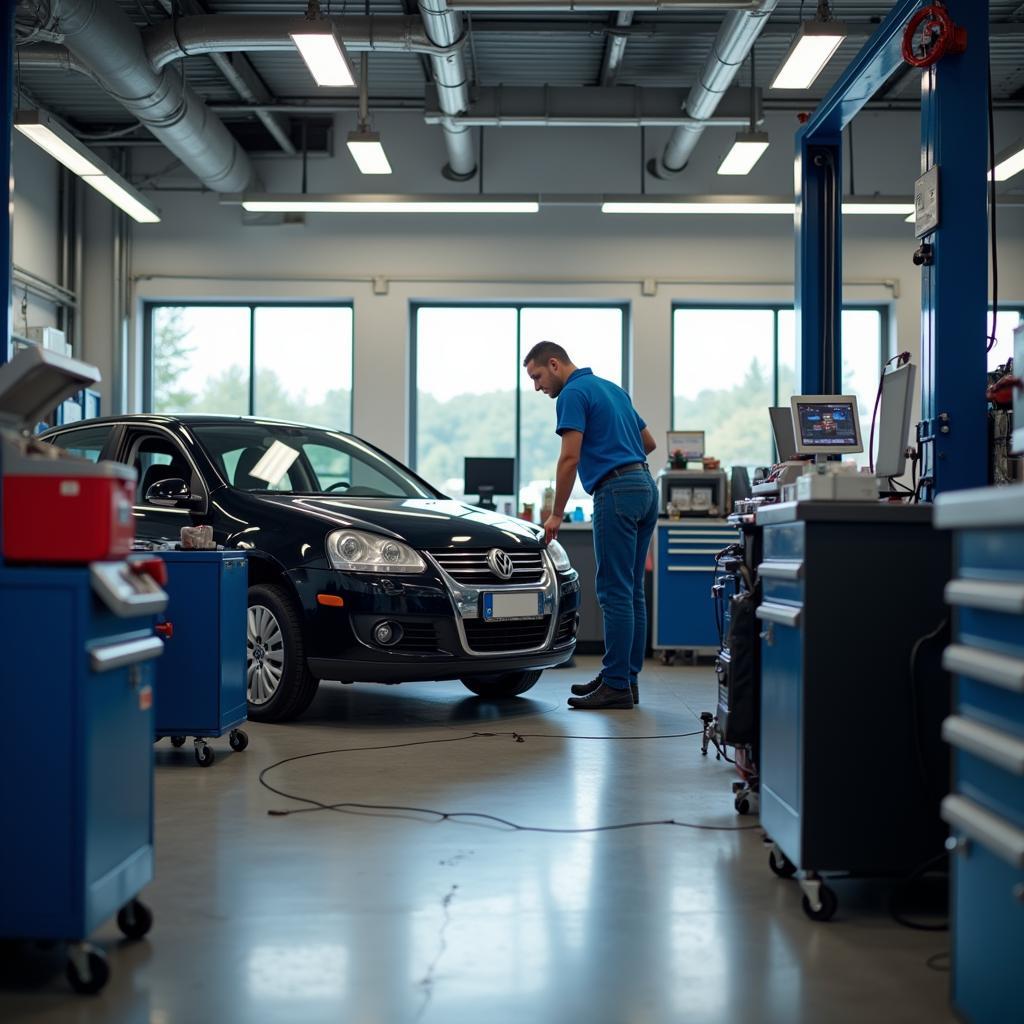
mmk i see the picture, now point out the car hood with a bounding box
[248,494,547,549]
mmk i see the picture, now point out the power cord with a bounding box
[258,729,762,834]
[986,60,1000,353]
[888,850,949,932]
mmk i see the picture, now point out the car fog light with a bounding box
[373,621,403,646]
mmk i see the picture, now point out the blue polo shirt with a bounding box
[555,367,647,493]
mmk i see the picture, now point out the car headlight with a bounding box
[547,539,572,572]
[326,529,426,574]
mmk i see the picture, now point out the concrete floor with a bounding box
[1,657,954,1024]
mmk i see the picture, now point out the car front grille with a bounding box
[393,622,443,654]
[463,616,551,653]
[554,610,578,645]
[429,548,546,586]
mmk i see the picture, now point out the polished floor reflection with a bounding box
[0,658,954,1024]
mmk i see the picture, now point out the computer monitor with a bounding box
[666,431,705,461]
[464,457,515,509]
[790,395,863,455]
[768,406,799,462]
[875,362,916,478]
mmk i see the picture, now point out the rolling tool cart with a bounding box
[153,550,248,766]
[935,486,1024,1023]
[0,347,169,994]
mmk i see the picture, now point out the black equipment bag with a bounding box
[717,583,760,745]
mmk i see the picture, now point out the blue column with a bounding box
[795,130,843,395]
[2,0,14,365]
[918,0,989,497]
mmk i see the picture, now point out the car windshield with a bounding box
[190,422,437,499]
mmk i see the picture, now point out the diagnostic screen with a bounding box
[794,402,859,448]
[666,431,705,459]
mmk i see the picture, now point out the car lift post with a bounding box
[795,0,989,498]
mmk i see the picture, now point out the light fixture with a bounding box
[718,47,769,176]
[346,54,392,174]
[718,131,770,176]
[770,2,848,91]
[237,194,539,214]
[14,109,161,223]
[602,197,916,216]
[291,0,356,88]
[992,139,1024,182]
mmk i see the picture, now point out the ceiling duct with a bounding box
[652,0,778,177]
[41,0,257,193]
[418,1,476,180]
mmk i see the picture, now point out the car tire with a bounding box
[247,583,320,722]
[460,669,543,698]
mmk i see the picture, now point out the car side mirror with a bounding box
[145,477,204,510]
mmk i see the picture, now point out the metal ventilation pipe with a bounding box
[418,0,476,180]
[652,0,778,177]
[48,0,256,193]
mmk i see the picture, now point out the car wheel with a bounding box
[460,669,543,698]
[247,583,320,722]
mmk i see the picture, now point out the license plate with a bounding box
[483,592,545,621]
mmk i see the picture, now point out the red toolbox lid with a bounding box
[0,345,101,428]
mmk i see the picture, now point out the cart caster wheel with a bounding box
[229,729,249,752]
[170,736,186,748]
[801,885,838,922]
[768,848,797,879]
[66,946,109,995]
[116,898,153,940]
[735,794,750,815]
[195,743,215,767]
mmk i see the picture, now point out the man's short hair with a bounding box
[522,341,571,368]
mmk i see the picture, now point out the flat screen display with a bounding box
[790,395,863,454]
[666,430,705,460]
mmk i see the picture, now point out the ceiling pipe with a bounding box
[44,0,257,193]
[417,1,476,180]
[600,12,633,87]
[652,0,778,178]
[142,15,454,70]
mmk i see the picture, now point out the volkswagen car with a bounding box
[40,416,580,721]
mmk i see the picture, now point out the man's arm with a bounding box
[544,430,582,543]
[641,427,657,455]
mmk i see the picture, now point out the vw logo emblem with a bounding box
[486,548,515,580]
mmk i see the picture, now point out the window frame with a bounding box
[143,300,355,426]
[670,302,889,464]
[409,300,630,498]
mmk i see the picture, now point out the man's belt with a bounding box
[593,462,649,491]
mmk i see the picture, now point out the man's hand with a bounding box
[543,513,562,545]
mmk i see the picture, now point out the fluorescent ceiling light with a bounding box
[992,140,1024,182]
[240,195,538,214]
[602,200,794,215]
[15,108,160,223]
[842,202,915,215]
[81,173,161,224]
[290,31,356,88]
[770,19,848,91]
[346,131,392,175]
[717,131,770,176]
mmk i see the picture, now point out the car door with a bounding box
[121,427,209,545]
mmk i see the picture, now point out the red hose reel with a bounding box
[901,3,968,68]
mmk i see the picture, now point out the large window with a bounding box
[989,308,1023,372]
[672,306,885,471]
[412,304,627,515]
[146,303,353,430]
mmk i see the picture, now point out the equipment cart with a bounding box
[153,549,248,766]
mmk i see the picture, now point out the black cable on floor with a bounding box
[258,729,761,833]
[888,851,950,933]
[925,951,951,973]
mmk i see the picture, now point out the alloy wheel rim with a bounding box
[247,604,285,705]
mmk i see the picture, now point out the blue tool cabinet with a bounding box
[0,565,166,993]
[754,501,951,922]
[935,486,1024,1024]
[154,550,248,766]
[653,519,735,657]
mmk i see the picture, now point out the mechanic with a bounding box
[523,341,658,710]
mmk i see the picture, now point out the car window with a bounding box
[130,435,193,504]
[44,425,113,463]
[304,444,352,491]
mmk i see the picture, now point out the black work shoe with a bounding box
[570,676,639,704]
[567,682,634,710]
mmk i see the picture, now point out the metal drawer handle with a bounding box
[755,603,802,628]
[942,715,1024,776]
[667,566,716,573]
[667,547,723,555]
[942,644,1024,693]
[941,794,1024,869]
[759,560,804,581]
[945,579,1024,615]
[90,636,164,673]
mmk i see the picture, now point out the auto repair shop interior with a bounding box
[1,0,1023,1021]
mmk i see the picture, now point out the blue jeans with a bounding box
[591,470,659,690]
